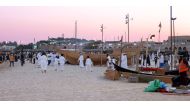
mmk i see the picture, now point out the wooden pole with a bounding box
[100,24,104,66]
[128,14,130,43]
[75,20,77,52]
[120,36,123,66]
[170,6,173,70]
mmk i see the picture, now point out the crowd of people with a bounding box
[0,51,95,73]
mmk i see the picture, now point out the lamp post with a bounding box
[170,6,173,70]
[172,17,176,50]
[125,14,132,43]
[75,20,77,52]
[170,6,176,70]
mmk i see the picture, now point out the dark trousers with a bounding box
[10,61,14,67]
[48,60,51,65]
[155,61,157,67]
[172,72,190,87]
[21,60,25,66]
[33,58,35,64]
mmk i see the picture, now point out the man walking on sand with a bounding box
[85,56,93,72]
[59,54,66,72]
[40,52,48,73]
[78,53,84,68]
[121,53,128,69]
[9,53,15,67]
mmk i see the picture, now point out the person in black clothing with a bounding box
[28,53,33,63]
[20,52,25,66]
[33,53,36,64]
[0,54,2,64]
[143,54,146,66]
[146,55,150,66]
[183,47,189,61]
[6,53,9,61]
[154,54,158,67]
[15,54,18,62]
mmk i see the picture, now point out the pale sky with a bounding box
[0,0,190,44]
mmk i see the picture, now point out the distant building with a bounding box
[104,41,121,49]
[0,45,16,50]
[164,35,190,51]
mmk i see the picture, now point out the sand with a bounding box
[0,61,190,101]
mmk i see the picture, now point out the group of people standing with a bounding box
[106,53,128,70]
[0,51,26,67]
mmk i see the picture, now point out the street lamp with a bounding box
[171,17,177,50]
[125,14,133,43]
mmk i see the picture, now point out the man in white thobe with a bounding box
[40,52,48,73]
[85,56,93,72]
[37,52,42,67]
[59,54,66,71]
[78,54,84,68]
[121,53,128,69]
[159,54,164,68]
[106,54,111,69]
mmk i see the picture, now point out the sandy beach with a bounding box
[0,61,190,101]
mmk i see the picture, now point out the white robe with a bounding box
[159,55,164,63]
[59,56,66,71]
[78,55,84,68]
[54,58,59,71]
[37,53,41,65]
[40,55,48,71]
[121,54,128,69]
[107,56,111,68]
[151,53,155,61]
[85,58,93,72]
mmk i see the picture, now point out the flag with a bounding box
[150,35,155,39]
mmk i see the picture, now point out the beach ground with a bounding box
[0,61,189,101]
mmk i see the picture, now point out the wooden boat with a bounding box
[113,63,176,83]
